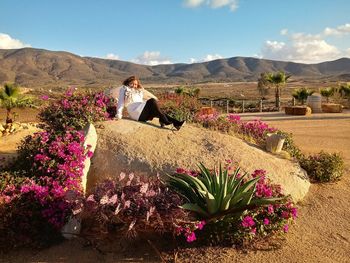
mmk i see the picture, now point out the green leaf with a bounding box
[205,191,218,215]
[173,172,208,192]
[167,176,201,204]
[181,203,209,217]
[197,163,214,192]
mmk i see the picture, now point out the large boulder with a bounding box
[88,119,310,202]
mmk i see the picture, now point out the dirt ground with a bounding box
[1,111,350,263]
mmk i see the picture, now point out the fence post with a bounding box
[226,100,229,114]
[242,100,245,113]
[259,99,263,112]
[292,97,296,106]
[210,100,213,108]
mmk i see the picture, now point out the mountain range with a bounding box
[0,48,350,89]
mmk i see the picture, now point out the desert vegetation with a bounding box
[0,85,346,258]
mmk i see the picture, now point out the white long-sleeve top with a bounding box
[116,85,146,120]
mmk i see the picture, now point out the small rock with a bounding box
[0,124,4,132]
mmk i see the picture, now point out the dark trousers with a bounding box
[138,98,178,125]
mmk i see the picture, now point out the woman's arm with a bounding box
[116,86,126,119]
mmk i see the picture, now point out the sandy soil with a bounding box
[1,113,350,263]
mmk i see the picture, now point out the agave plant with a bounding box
[167,163,285,222]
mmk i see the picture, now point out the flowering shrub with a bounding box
[14,130,91,190]
[299,151,344,182]
[233,169,297,245]
[169,164,297,247]
[158,92,202,122]
[39,88,111,131]
[0,185,64,249]
[0,129,89,249]
[195,113,276,145]
[83,173,193,240]
[239,119,277,144]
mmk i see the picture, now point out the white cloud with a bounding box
[183,0,205,7]
[106,53,120,60]
[280,29,288,35]
[346,48,350,56]
[132,51,172,65]
[189,53,223,63]
[261,33,341,63]
[183,0,238,11]
[324,23,350,36]
[202,53,223,61]
[260,23,350,63]
[0,33,31,49]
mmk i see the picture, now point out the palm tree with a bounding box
[0,83,33,125]
[320,87,334,103]
[257,73,270,99]
[339,83,350,106]
[292,87,314,105]
[265,72,291,111]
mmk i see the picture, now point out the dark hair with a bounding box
[122,76,142,89]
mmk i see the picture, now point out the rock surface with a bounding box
[88,119,310,202]
[81,123,98,194]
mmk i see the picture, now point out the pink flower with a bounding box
[250,228,256,234]
[189,170,199,177]
[186,232,197,243]
[291,207,298,219]
[263,218,270,225]
[176,168,186,174]
[197,220,206,230]
[267,205,274,214]
[40,95,49,100]
[283,224,289,233]
[281,211,290,219]
[241,216,255,228]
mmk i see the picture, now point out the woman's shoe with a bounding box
[174,120,185,131]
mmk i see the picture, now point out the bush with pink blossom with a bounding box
[195,112,276,145]
[0,129,89,250]
[39,88,112,131]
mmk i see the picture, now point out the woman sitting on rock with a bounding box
[116,75,185,130]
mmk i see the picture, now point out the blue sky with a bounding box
[0,0,350,65]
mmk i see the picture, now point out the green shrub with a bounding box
[158,93,202,122]
[0,171,27,191]
[299,151,344,182]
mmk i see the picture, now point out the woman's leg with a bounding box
[138,98,171,124]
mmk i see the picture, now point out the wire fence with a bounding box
[198,97,296,113]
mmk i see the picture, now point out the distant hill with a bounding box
[0,48,350,89]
